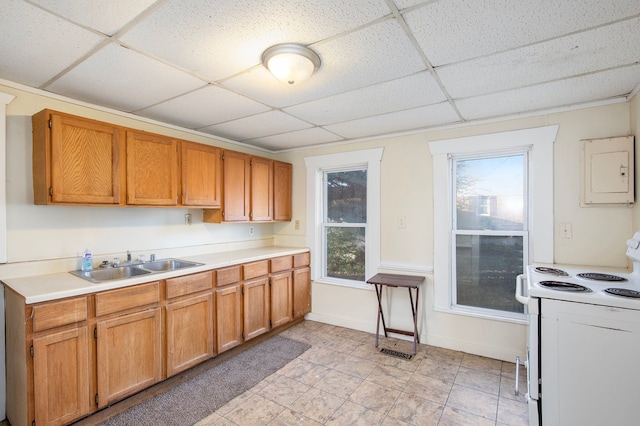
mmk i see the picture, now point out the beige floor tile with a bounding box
[499,375,528,403]
[287,387,345,424]
[403,372,452,404]
[313,368,364,399]
[438,406,496,426]
[299,345,348,368]
[415,357,459,383]
[497,396,529,426]
[460,353,503,376]
[348,379,401,413]
[380,416,413,425]
[326,401,386,425]
[454,366,501,395]
[367,364,413,391]
[446,384,498,421]
[214,390,254,416]
[267,408,322,426]
[426,346,464,366]
[501,360,526,380]
[334,355,378,379]
[386,392,444,425]
[257,375,311,406]
[194,412,223,426]
[278,357,330,386]
[223,394,285,425]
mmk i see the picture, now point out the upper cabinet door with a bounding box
[126,131,178,206]
[181,141,222,207]
[222,150,250,221]
[273,160,292,222]
[250,157,273,221]
[34,110,125,205]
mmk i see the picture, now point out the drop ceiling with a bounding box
[1,0,639,151]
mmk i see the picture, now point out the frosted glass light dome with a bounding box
[262,44,321,85]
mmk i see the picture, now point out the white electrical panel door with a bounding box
[581,136,634,205]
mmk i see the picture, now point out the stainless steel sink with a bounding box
[71,265,152,283]
[70,258,204,283]
[139,258,203,272]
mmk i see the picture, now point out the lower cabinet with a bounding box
[215,266,243,353]
[164,271,214,376]
[33,326,91,426]
[5,251,310,426]
[94,282,162,408]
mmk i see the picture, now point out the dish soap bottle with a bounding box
[81,249,93,272]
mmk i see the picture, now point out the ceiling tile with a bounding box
[455,65,640,120]
[404,0,640,66]
[283,72,447,125]
[246,127,344,151]
[223,18,426,107]
[439,17,640,99]
[29,0,158,35]
[137,85,271,129]
[0,0,104,87]
[46,43,206,112]
[120,0,391,81]
[199,110,312,141]
[324,102,460,139]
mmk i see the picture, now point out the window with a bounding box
[305,148,383,289]
[453,152,528,314]
[429,126,558,322]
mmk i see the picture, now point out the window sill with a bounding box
[312,277,372,291]
[434,304,528,325]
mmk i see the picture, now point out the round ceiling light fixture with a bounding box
[262,43,321,85]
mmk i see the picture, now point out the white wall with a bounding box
[275,99,637,362]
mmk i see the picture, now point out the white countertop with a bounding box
[2,246,309,304]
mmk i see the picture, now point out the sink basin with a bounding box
[71,265,152,283]
[140,258,204,272]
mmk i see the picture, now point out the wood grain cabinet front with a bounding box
[180,141,222,207]
[215,265,244,354]
[126,130,179,206]
[32,109,125,206]
[164,271,214,376]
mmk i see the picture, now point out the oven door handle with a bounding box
[515,274,529,305]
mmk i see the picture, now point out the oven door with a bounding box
[516,274,541,425]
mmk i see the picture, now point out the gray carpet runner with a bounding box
[99,335,311,426]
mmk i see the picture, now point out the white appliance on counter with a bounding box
[516,232,640,426]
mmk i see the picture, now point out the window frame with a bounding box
[305,148,383,290]
[429,126,558,323]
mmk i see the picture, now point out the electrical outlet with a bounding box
[249,226,254,236]
[398,215,406,229]
[560,223,572,239]
[185,213,192,226]
[294,220,300,230]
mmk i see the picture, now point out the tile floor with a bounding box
[196,320,529,425]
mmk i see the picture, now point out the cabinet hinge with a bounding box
[30,345,34,357]
[95,394,99,405]
[48,119,52,129]
[250,159,253,166]
[222,211,225,217]
[221,154,225,161]
[32,421,36,426]
[241,287,244,295]
[241,331,244,340]
[249,212,252,219]
[269,319,272,328]
[94,327,97,339]
[48,187,53,196]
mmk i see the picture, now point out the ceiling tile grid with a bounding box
[0,0,638,150]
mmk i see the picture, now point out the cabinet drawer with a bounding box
[216,266,240,287]
[95,282,160,317]
[166,271,212,299]
[294,252,310,268]
[271,256,292,273]
[243,260,269,280]
[32,296,88,332]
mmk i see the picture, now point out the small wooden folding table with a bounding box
[366,273,425,355]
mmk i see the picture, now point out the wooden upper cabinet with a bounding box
[221,150,251,222]
[181,141,222,207]
[126,131,178,206]
[33,109,125,205]
[250,157,273,221]
[273,160,292,222]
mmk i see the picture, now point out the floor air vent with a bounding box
[379,348,414,360]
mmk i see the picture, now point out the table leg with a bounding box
[408,287,420,354]
[374,284,387,347]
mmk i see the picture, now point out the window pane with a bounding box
[455,235,524,313]
[456,155,524,231]
[326,170,367,223]
[325,227,365,281]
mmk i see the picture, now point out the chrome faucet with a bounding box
[150,253,156,262]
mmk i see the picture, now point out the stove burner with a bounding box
[539,281,592,292]
[605,288,640,298]
[576,273,627,282]
[535,266,568,276]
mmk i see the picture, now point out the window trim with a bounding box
[429,125,558,322]
[305,148,384,290]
